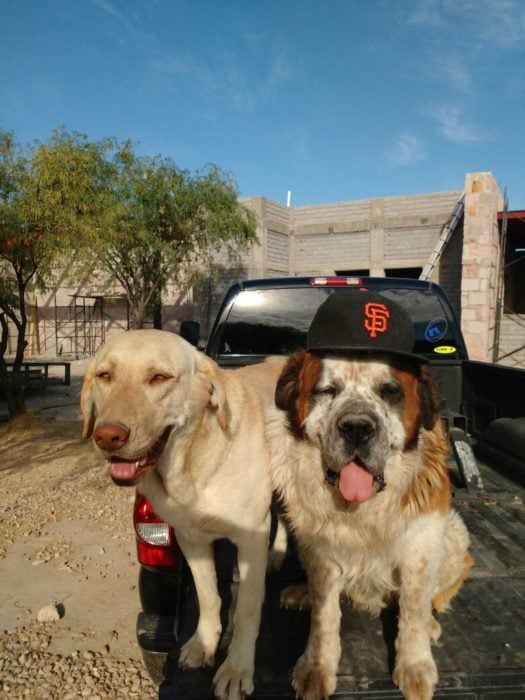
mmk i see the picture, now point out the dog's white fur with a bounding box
[81,329,286,700]
[268,351,473,700]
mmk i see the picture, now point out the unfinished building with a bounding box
[22,170,525,367]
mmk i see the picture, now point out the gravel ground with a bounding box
[0,626,154,698]
[0,363,158,698]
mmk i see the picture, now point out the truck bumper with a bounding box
[136,611,176,685]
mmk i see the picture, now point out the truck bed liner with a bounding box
[160,463,524,699]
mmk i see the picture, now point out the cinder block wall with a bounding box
[242,181,520,365]
[497,315,525,367]
[244,191,463,280]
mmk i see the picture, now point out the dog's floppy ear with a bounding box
[275,350,307,412]
[80,363,96,439]
[209,376,230,431]
[196,351,230,431]
[276,350,321,439]
[418,365,441,430]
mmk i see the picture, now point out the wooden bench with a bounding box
[5,361,71,387]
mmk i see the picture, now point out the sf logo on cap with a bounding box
[364,302,390,338]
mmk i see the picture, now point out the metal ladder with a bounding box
[419,194,465,281]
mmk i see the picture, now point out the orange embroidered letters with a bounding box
[364,302,390,338]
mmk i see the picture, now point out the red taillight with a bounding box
[133,492,180,568]
[309,276,363,286]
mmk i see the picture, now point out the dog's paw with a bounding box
[280,583,311,610]
[292,655,336,700]
[393,658,438,700]
[179,634,216,669]
[213,659,254,700]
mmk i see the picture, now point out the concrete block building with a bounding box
[23,170,525,367]
[222,171,521,367]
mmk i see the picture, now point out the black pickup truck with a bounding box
[134,276,525,699]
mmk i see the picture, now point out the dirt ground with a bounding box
[0,363,158,697]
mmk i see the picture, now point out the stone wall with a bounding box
[460,173,504,360]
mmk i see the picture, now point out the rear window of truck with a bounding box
[215,286,465,360]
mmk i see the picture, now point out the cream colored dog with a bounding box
[81,329,285,700]
[269,350,473,700]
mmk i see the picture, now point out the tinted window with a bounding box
[373,288,460,357]
[217,286,462,359]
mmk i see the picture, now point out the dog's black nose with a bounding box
[338,416,375,448]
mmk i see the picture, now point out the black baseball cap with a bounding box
[306,289,427,363]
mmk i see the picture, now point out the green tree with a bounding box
[99,146,257,328]
[0,129,257,417]
[0,129,114,416]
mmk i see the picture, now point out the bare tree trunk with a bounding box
[152,288,162,330]
[0,269,30,416]
[131,298,146,329]
[0,313,26,417]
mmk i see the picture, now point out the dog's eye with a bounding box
[314,385,337,398]
[97,371,111,381]
[379,382,403,403]
[150,374,172,384]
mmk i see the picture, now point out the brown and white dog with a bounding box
[268,349,473,700]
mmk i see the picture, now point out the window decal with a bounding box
[434,346,456,354]
[425,318,448,343]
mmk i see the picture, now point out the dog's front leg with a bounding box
[292,559,342,700]
[177,535,222,669]
[213,523,270,700]
[393,521,443,700]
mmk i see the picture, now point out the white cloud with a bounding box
[151,53,216,94]
[449,0,525,49]
[386,133,426,167]
[408,0,444,27]
[270,47,291,84]
[91,0,123,20]
[425,104,488,143]
[278,126,311,160]
[150,43,292,113]
[408,0,525,49]
[436,54,473,94]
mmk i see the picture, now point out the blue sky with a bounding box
[1,0,524,207]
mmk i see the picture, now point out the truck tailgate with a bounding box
[160,462,525,699]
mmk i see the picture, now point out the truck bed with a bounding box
[159,461,525,699]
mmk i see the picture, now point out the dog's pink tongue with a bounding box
[109,460,139,485]
[338,461,374,502]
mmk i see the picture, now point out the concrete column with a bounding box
[249,197,267,278]
[460,173,503,360]
[284,204,294,275]
[369,199,385,276]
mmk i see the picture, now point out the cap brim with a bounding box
[307,345,429,364]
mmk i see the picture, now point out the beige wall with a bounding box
[496,314,525,367]
[244,190,462,279]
